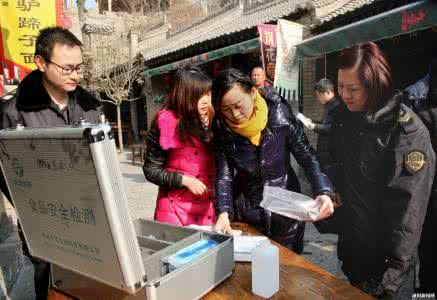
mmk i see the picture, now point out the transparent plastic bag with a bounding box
[260,186,321,221]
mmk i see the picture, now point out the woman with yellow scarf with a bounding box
[212,68,336,252]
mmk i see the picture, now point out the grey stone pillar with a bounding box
[108,0,112,12]
[129,30,139,61]
[129,30,140,143]
[0,194,6,220]
[143,75,153,130]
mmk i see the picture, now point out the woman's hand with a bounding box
[311,195,334,221]
[214,212,233,234]
[182,175,207,195]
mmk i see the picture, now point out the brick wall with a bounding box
[301,57,325,149]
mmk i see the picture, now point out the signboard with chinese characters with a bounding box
[274,19,303,111]
[0,126,145,293]
[257,24,277,82]
[0,0,65,81]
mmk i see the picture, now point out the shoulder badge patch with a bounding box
[399,110,412,123]
[404,150,426,174]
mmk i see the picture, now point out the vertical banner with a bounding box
[257,24,277,83]
[274,20,303,110]
[0,74,4,95]
[0,0,64,84]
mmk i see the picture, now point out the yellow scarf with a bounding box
[226,91,268,146]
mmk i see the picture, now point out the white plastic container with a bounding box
[252,239,279,298]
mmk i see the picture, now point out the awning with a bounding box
[296,0,437,58]
[143,38,260,77]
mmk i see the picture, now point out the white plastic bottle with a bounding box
[252,239,279,298]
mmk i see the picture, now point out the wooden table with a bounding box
[48,223,373,300]
[205,223,374,299]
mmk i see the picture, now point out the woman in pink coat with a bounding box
[143,67,215,226]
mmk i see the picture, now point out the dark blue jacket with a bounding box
[404,71,437,292]
[313,97,341,134]
[213,87,334,231]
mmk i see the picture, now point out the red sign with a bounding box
[0,0,65,91]
[402,9,426,32]
[257,24,277,82]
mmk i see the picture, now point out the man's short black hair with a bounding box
[35,26,83,61]
[314,78,334,93]
[252,66,264,72]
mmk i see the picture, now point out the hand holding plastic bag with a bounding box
[260,186,333,221]
[296,113,316,130]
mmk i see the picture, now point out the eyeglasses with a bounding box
[48,60,83,75]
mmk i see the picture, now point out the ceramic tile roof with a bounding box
[140,0,379,62]
[82,17,115,34]
[315,0,377,24]
[312,0,339,9]
[141,0,312,61]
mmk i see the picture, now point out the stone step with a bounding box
[0,214,24,299]
[0,231,25,296]
[8,256,36,300]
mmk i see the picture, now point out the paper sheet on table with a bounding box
[233,236,269,262]
[260,186,321,221]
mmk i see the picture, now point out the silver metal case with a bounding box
[0,125,234,299]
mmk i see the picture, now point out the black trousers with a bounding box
[418,203,437,293]
[18,224,50,300]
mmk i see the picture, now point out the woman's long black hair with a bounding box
[163,66,212,143]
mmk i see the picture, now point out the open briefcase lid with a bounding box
[0,125,146,294]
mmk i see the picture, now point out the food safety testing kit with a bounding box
[0,124,234,300]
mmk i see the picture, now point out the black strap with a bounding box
[429,58,437,106]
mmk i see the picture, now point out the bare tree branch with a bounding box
[81,40,144,152]
[124,96,143,102]
[98,99,117,104]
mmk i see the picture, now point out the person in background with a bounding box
[298,78,340,134]
[143,66,216,226]
[212,68,337,252]
[403,58,437,293]
[297,78,340,168]
[0,26,101,300]
[251,66,270,89]
[324,42,435,298]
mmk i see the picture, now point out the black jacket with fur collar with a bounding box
[0,69,101,129]
[323,93,435,296]
[0,70,101,200]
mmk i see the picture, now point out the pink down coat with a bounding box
[154,109,216,226]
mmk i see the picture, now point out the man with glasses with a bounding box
[0,26,101,300]
[1,26,101,129]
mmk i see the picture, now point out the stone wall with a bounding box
[0,195,34,300]
[302,57,323,149]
